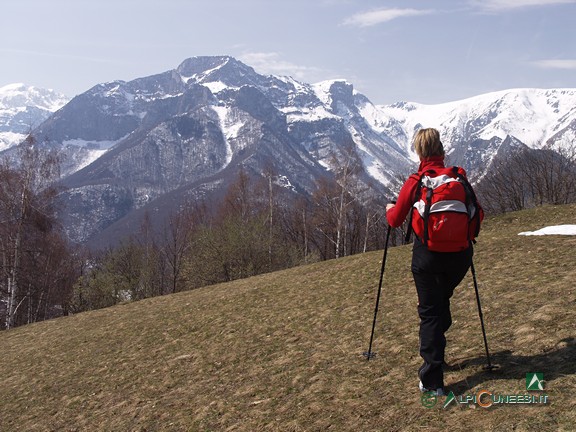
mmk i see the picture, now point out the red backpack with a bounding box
[406,166,482,252]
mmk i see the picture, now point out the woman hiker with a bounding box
[385,128,483,396]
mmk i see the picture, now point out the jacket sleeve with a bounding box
[386,174,419,228]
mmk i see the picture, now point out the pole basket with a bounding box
[362,351,377,360]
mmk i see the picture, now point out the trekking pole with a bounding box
[363,225,392,361]
[470,261,497,371]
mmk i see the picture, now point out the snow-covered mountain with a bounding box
[0,83,69,151]
[22,56,411,246]
[32,56,409,183]
[377,88,576,176]
[4,56,575,247]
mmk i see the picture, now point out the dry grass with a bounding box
[1,204,575,431]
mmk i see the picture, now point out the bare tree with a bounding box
[279,196,315,264]
[264,167,275,270]
[311,146,364,259]
[160,208,196,294]
[477,141,576,214]
[1,135,62,329]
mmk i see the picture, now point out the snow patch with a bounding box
[358,101,388,133]
[0,132,26,152]
[277,75,308,93]
[212,105,245,167]
[275,175,296,192]
[311,79,348,107]
[282,105,339,123]
[181,57,230,85]
[351,132,393,188]
[203,81,229,94]
[518,225,576,236]
[365,159,392,188]
[77,149,109,171]
[62,138,121,150]
[63,135,128,170]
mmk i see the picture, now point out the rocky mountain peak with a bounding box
[2,57,575,248]
[0,83,68,111]
[177,56,259,88]
[0,83,69,151]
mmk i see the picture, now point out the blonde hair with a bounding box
[413,128,444,159]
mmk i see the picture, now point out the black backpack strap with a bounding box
[422,187,433,248]
[452,166,481,238]
[404,170,437,245]
[404,173,423,244]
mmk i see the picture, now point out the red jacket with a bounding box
[386,156,449,228]
[386,156,484,251]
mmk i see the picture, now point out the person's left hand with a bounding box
[386,203,395,211]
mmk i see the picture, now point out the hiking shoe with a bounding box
[419,381,446,396]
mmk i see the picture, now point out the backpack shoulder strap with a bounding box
[404,170,434,244]
[451,166,481,238]
[404,173,421,243]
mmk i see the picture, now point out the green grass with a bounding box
[2,204,575,431]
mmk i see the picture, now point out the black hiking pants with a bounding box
[411,238,473,390]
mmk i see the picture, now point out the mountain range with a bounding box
[2,56,575,248]
[0,83,69,152]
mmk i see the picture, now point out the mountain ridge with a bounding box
[2,56,575,247]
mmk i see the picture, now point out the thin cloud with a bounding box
[472,0,576,12]
[238,52,324,81]
[532,59,576,69]
[0,47,111,63]
[342,8,434,28]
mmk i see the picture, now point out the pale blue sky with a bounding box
[1,0,575,104]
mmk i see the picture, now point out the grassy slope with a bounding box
[1,205,575,432]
